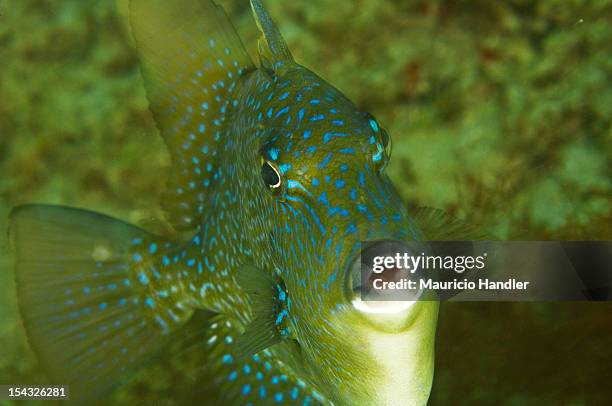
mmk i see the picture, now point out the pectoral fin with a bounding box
[414,207,491,241]
[234,264,291,359]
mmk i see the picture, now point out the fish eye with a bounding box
[261,160,282,190]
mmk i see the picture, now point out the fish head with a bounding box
[245,64,438,405]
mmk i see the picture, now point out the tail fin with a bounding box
[9,205,190,401]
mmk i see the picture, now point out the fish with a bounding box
[7,0,472,404]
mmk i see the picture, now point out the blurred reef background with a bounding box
[0,0,611,404]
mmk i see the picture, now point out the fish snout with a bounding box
[346,240,430,332]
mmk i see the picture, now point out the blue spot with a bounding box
[317,153,332,169]
[144,297,154,308]
[274,393,284,403]
[132,253,142,262]
[303,130,312,139]
[323,131,348,143]
[269,148,280,160]
[149,243,157,254]
[99,302,107,311]
[228,371,238,381]
[83,287,91,295]
[243,364,251,374]
[310,114,324,122]
[279,163,291,174]
[139,272,149,285]
[259,386,266,399]
[369,118,379,132]
[275,106,290,118]
[242,384,251,395]
[339,147,356,154]
[373,149,383,162]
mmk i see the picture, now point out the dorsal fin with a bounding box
[250,0,294,73]
[129,0,254,235]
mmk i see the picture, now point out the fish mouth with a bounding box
[345,240,424,316]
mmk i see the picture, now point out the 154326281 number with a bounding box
[1,385,69,400]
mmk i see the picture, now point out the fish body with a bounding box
[9,1,439,404]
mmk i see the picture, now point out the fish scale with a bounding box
[9,0,441,404]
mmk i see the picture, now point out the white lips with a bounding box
[351,297,417,315]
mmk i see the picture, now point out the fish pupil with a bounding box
[261,161,282,189]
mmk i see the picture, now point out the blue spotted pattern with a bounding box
[11,0,425,404]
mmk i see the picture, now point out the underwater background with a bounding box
[0,0,610,404]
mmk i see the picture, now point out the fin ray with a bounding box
[250,0,294,72]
